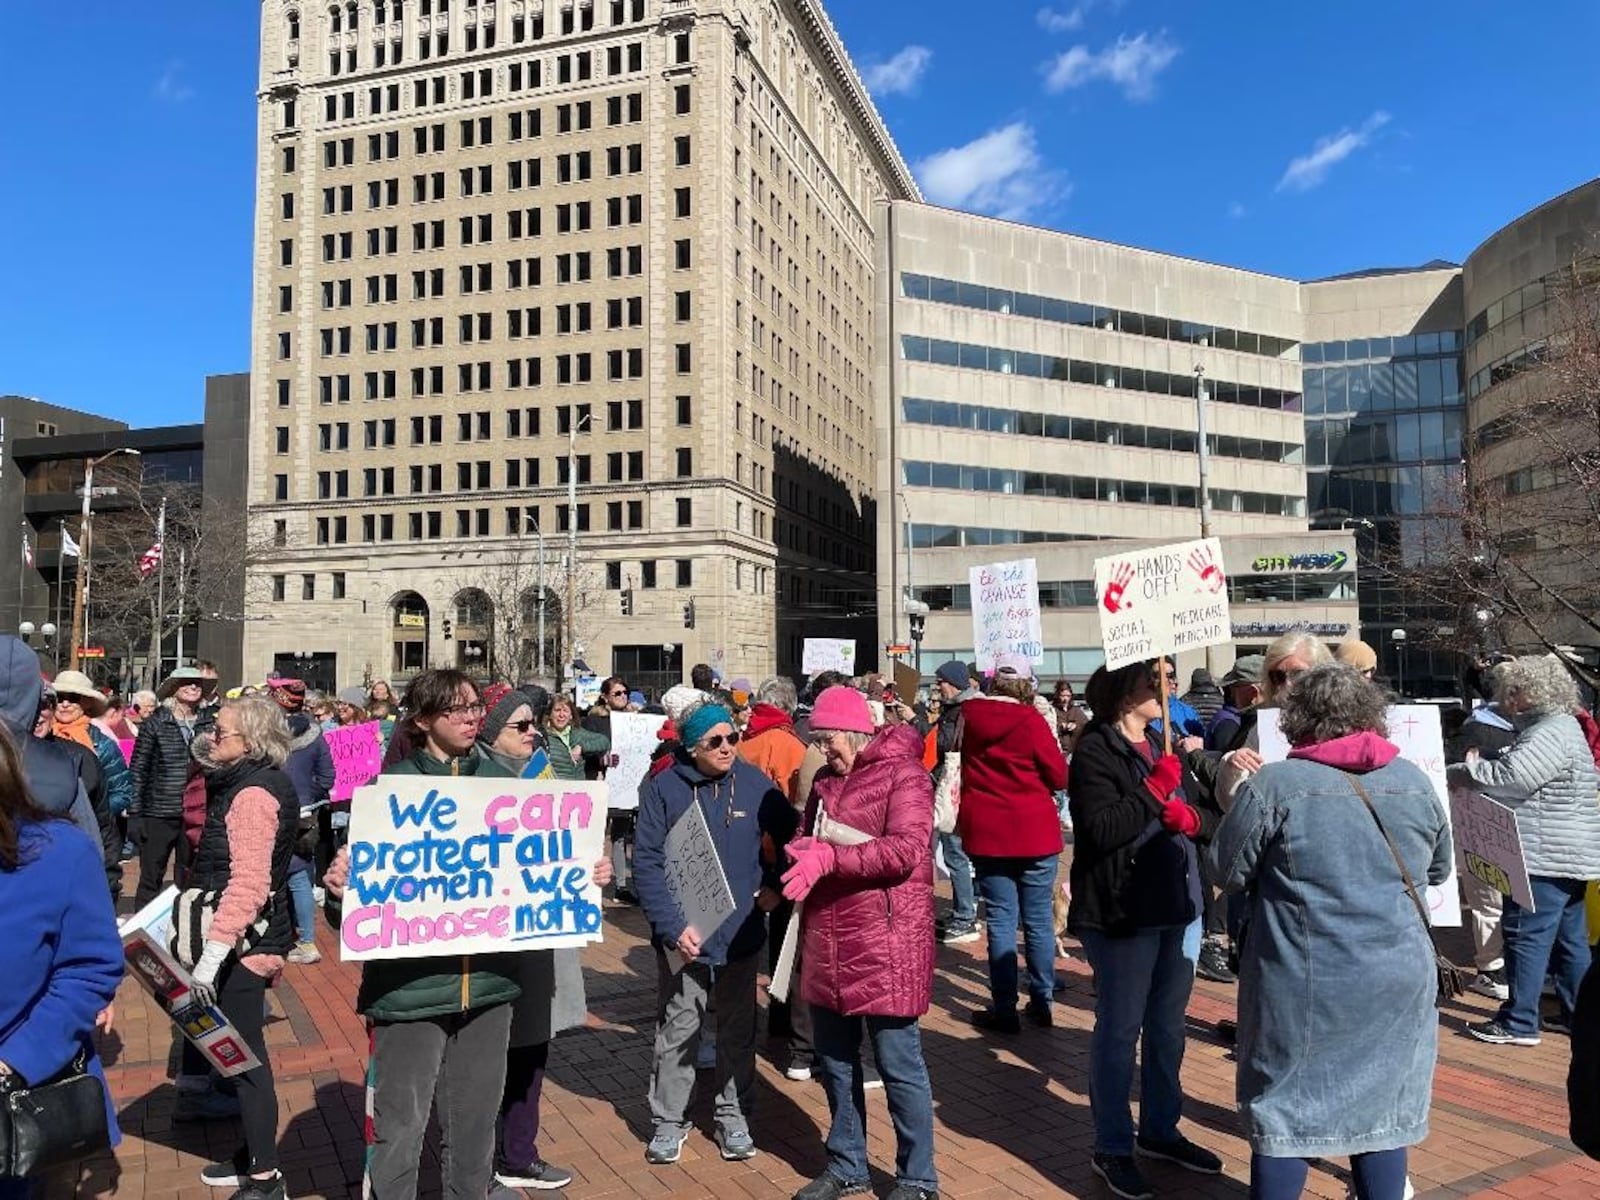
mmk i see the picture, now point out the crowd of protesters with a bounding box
[4,630,1600,1200]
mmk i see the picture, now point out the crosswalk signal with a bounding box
[442,617,454,641]
[682,599,696,629]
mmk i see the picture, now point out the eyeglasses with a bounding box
[608,688,628,698]
[215,730,246,743]
[698,731,742,750]
[507,719,536,733]
[442,702,486,719]
[1268,667,1308,688]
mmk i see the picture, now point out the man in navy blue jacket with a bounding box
[633,701,796,1167]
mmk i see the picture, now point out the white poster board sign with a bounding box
[969,558,1044,674]
[1092,538,1232,670]
[341,777,608,960]
[1450,787,1536,910]
[605,711,660,812]
[1258,704,1461,926]
[802,638,856,676]
[663,802,737,957]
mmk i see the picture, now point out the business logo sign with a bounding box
[1250,551,1349,573]
[1232,622,1351,638]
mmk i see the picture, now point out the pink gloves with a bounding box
[781,837,837,901]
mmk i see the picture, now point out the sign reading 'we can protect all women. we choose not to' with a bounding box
[340,777,609,961]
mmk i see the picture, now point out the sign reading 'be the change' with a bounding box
[341,777,608,961]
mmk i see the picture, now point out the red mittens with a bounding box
[1143,753,1184,803]
[1160,799,1201,838]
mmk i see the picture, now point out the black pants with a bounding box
[134,815,189,909]
[180,965,279,1174]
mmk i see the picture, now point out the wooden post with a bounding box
[1159,658,1173,756]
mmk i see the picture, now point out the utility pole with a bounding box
[565,411,590,680]
[68,448,139,670]
[149,497,167,686]
[174,546,188,670]
[54,520,66,671]
[1194,363,1217,676]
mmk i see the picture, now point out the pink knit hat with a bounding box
[808,685,875,734]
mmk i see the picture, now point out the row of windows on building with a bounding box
[1303,410,1465,470]
[1301,332,1462,363]
[900,272,1300,359]
[899,336,1302,411]
[1302,357,1463,417]
[900,461,1307,518]
[906,523,1112,550]
[909,570,1356,613]
[1306,463,1458,521]
[900,397,1304,466]
[278,401,672,454]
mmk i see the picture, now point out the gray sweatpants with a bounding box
[364,1003,512,1200]
[648,949,758,1137]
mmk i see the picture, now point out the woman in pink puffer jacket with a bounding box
[782,686,938,1200]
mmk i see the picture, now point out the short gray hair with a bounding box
[222,697,293,768]
[1495,655,1580,717]
[1277,664,1388,747]
[132,690,157,709]
[1262,631,1335,705]
[755,675,797,713]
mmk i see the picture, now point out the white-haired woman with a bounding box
[1216,631,1336,810]
[1450,656,1600,1046]
[184,698,303,1200]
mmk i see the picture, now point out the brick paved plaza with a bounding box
[61,867,1600,1200]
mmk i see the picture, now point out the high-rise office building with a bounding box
[245,0,917,694]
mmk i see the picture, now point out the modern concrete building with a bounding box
[245,0,919,696]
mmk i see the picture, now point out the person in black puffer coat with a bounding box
[131,667,215,907]
[1181,668,1225,728]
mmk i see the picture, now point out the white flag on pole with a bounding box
[60,528,80,558]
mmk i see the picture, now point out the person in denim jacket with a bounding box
[1209,665,1452,1200]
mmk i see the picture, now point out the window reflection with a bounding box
[901,460,1305,517]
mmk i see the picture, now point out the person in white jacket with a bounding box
[1450,655,1600,1047]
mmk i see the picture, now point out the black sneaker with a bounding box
[614,885,639,906]
[223,1176,285,1200]
[970,1007,1021,1035]
[1090,1154,1153,1200]
[1024,999,1053,1028]
[884,1186,939,1200]
[1541,1012,1574,1037]
[1466,1019,1540,1046]
[1135,1134,1223,1174]
[939,920,981,945]
[792,1173,871,1200]
[199,1153,250,1187]
[1214,1018,1237,1046]
[495,1159,575,1189]
[1196,939,1236,983]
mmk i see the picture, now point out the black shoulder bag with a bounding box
[0,1049,111,1176]
[1344,772,1466,1005]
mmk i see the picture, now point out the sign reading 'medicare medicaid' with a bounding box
[341,776,608,961]
[1093,537,1232,670]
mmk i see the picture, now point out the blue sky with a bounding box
[3,1,1597,426]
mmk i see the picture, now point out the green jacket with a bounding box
[545,724,609,781]
[355,746,523,1021]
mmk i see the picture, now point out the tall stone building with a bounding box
[245,0,917,694]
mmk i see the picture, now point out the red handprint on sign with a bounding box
[1102,562,1135,613]
[1188,545,1225,593]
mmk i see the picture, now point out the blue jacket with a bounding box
[0,820,124,1144]
[1207,754,1452,1157]
[1150,695,1206,740]
[633,753,796,966]
[283,715,336,810]
[88,724,135,817]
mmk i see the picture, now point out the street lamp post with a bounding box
[68,448,140,671]
[1194,363,1217,674]
[565,411,591,681]
[1391,628,1408,697]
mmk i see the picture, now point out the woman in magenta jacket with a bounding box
[782,686,937,1200]
[956,655,1068,1033]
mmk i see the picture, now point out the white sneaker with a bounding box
[1469,969,1509,1001]
[287,941,322,965]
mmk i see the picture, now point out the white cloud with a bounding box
[155,61,195,103]
[1276,110,1392,193]
[861,46,932,96]
[1037,5,1088,33]
[1227,201,1247,219]
[914,122,1066,221]
[1042,31,1179,101]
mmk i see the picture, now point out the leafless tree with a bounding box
[464,531,605,684]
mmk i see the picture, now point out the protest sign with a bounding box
[605,711,660,811]
[802,638,856,676]
[341,776,608,961]
[663,802,737,956]
[326,720,384,803]
[1092,538,1232,670]
[968,558,1043,675]
[120,889,262,1078]
[117,738,135,765]
[1450,787,1535,910]
[575,674,601,710]
[1259,704,1461,926]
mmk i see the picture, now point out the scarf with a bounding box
[54,711,95,749]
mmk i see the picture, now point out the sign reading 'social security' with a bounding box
[1093,538,1232,670]
[341,777,608,961]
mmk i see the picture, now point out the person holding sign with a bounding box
[633,701,796,1167]
[1208,665,1452,1200]
[1067,661,1224,1200]
[786,686,939,1200]
[1449,656,1600,1047]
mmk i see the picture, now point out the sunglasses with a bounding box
[507,719,537,733]
[699,731,742,750]
[1268,667,1308,687]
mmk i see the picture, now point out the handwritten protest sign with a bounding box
[663,802,736,961]
[120,889,261,1078]
[802,638,856,676]
[605,712,660,811]
[1450,787,1535,910]
[326,721,384,803]
[969,558,1043,674]
[341,776,608,961]
[1259,704,1461,926]
[1093,538,1232,670]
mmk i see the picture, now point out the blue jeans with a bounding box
[972,855,1058,1011]
[286,862,315,943]
[1498,874,1592,1037]
[1251,1149,1408,1199]
[810,1005,937,1191]
[1079,920,1201,1156]
[939,831,977,924]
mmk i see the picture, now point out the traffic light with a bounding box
[682,599,696,629]
[909,613,926,644]
[442,618,453,641]
[621,589,634,616]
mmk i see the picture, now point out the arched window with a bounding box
[375,1,386,24]
[391,591,430,678]
[288,10,301,40]
[348,2,359,30]
[330,5,341,34]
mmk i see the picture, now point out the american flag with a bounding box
[138,499,166,579]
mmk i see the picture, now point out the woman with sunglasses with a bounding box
[543,695,609,782]
[633,702,796,1167]
[1216,632,1335,812]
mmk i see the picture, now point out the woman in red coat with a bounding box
[956,654,1068,1033]
[782,686,937,1200]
